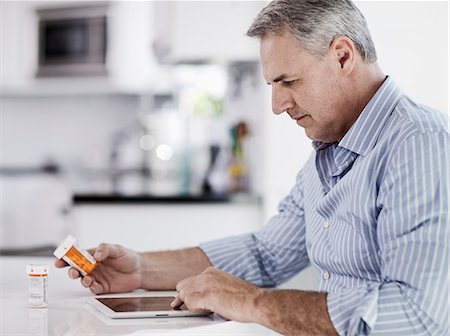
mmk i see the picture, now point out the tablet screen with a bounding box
[96,296,188,312]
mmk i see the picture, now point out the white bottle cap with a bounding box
[26,264,49,275]
[53,235,76,259]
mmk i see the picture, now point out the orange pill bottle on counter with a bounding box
[53,235,97,276]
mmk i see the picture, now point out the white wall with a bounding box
[1,96,139,167]
[359,1,448,113]
[263,1,448,290]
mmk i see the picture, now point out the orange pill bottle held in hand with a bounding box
[27,264,49,308]
[53,235,97,276]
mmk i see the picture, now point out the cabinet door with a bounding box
[154,1,265,63]
[73,203,262,252]
[0,1,37,87]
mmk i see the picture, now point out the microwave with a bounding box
[36,4,108,77]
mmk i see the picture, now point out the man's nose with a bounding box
[272,87,294,115]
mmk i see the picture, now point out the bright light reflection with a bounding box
[156,144,173,161]
[139,135,156,151]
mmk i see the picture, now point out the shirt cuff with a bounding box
[326,282,443,335]
[327,284,379,335]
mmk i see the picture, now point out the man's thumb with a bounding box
[93,243,122,262]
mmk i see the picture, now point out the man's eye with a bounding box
[283,80,296,87]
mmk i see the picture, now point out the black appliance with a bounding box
[36,4,108,77]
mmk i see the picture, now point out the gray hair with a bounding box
[247,0,377,63]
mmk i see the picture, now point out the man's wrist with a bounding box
[251,287,270,325]
[137,252,148,289]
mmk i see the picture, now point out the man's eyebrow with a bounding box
[266,74,287,85]
[273,74,289,83]
[266,74,301,85]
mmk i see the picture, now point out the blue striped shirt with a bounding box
[200,77,449,335]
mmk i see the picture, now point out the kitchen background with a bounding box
[0,1,448,290]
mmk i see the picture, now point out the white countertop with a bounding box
[1,256,278,335]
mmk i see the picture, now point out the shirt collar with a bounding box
[313,76,403,156]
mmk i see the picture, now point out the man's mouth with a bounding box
[287,110,308,123]
[291,115,306,121]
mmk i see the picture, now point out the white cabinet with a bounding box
[153,1,266,63]
[72,202,262,252]
[107,1,157,92]
[1,1,267,94]
[0,1,37,89]
[0,1,157,93]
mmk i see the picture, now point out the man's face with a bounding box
[261,31,353,143]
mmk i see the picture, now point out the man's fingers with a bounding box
[175,277,189,292]
[93,243,121,262]
[54,259,68,268]
[72,271,104,294]
[90,281,104,295]
[81,275,93,288]
[175,292,211,314]
[171,295,184,309]
[68,267,81,279]
[86,247,96,256]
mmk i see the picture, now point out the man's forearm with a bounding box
[254,289,338,336]
[139,247,212,290]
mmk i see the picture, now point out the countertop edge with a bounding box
[72,193,262,205]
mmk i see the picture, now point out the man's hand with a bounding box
[54,243,142,294]
[172,267,338,336]
[171,267,264,323]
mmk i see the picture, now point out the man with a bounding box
[56,0,449,335]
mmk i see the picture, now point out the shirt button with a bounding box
[324,221,331,229]
[323,271,330,280]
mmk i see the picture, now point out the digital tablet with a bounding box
[88,294,212,319]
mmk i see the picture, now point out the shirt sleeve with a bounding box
[200,166,311,287]
[327,131,449,335]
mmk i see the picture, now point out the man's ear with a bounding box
[329,35,356,74]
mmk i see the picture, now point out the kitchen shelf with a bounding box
[0,79,151,99]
